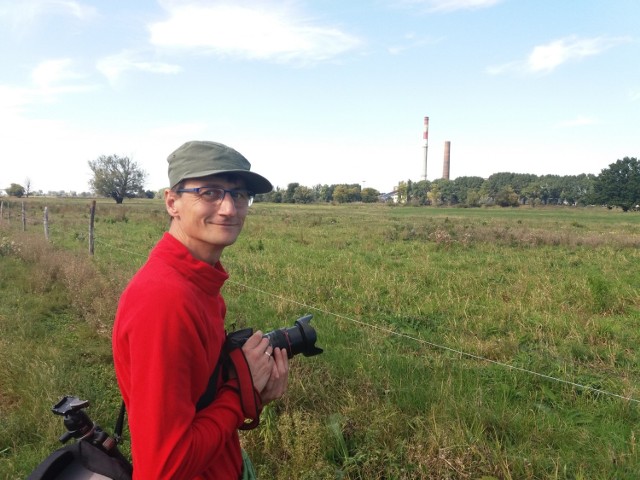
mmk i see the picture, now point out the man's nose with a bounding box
[218,190,237,213]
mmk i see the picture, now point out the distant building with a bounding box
[379,190,399,203]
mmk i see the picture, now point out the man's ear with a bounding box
[165,189,179,218]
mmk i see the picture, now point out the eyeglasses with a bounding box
[177,187,255,207]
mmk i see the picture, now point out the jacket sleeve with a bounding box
[113,282,245,479]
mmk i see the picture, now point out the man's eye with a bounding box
[201,189,220,198]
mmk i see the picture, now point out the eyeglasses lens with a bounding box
[200,188,253,207]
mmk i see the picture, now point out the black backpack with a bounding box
[27,398,133,480]
[27,440,132,480]
[27,329,261,480]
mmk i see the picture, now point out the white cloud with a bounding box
[527,36,629,73]
[96,51,182,84]
[31,58,81,87]
[488,35,631,75]
[428,0,502,12]
[0,0,96,28]
[0,59,95,120]
[30,59,96,100]
[484,61,517,76]
[0,85,36,117]
[387,32,441,55]
[47,0,95,19]
[148,2,362,65]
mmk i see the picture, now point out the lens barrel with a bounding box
[264,315,323,358]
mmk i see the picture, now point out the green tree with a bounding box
[427,183,441,206]
[466,189,481,207]
[432,178,456,205]
[395,181,408,204]
[571,174,596,206]
[88,155,147,204]
[537,175,564,205]
[522,181,542,206]
[484,172,537,204]
[332,185,349,203]
[361,187,380,203]
[592,157,640,211]
[283,183,299,203]
[6,183,25,197]
[495,186,519,207]
[258,187,282,203]
[408,180,430,205]
[293,185,314,204]
[331,184,361,203]
[346,184,361,202]
[313,184,333,203]
[452,176,485,205]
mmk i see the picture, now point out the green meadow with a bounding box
[1,199,639,479]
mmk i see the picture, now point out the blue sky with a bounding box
[1,0,638,194]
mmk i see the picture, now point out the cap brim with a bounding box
[228,170,273,194]
[180,168,273,194]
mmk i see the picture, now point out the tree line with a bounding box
[3,155,639,211]
[258,157,639,211]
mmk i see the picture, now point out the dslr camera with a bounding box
[228,314,323,358]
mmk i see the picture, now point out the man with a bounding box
[112,140,289,479]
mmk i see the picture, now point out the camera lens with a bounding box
[263,315,323,358]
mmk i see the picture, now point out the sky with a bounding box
[1,0,639,194]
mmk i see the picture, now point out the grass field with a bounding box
[1,198,639,479]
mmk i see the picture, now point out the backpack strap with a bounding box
[114,400,126,443]
[195,360,224,412]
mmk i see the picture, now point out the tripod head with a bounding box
[52,396,116,452]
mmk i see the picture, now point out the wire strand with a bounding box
[227,279,640,405]
[93,236,640,405]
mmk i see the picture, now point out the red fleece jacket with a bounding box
[113,233,245,479]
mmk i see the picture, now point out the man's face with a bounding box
[165,175,249,264]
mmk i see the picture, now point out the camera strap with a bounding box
[210,330,263,429]
[223,347,263,430]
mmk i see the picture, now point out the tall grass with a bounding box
[1,200,639,479]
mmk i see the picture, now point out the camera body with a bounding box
[228,314,323,358]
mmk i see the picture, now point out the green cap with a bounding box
[167,140,273,193]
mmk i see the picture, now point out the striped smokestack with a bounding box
[422,116,429,181]
[442,141,451,180]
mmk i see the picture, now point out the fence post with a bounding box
[44,206,50,241]
[89,200,96,255]
[0,200,3,222]
[22,202,26,231]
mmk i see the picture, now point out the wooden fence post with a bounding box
[0,200,3,223]
[44,206,49,241]
[89,200,96,255]
[22,202,26,231]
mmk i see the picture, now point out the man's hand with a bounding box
[241,331,289,403]
[260,346,289,403]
